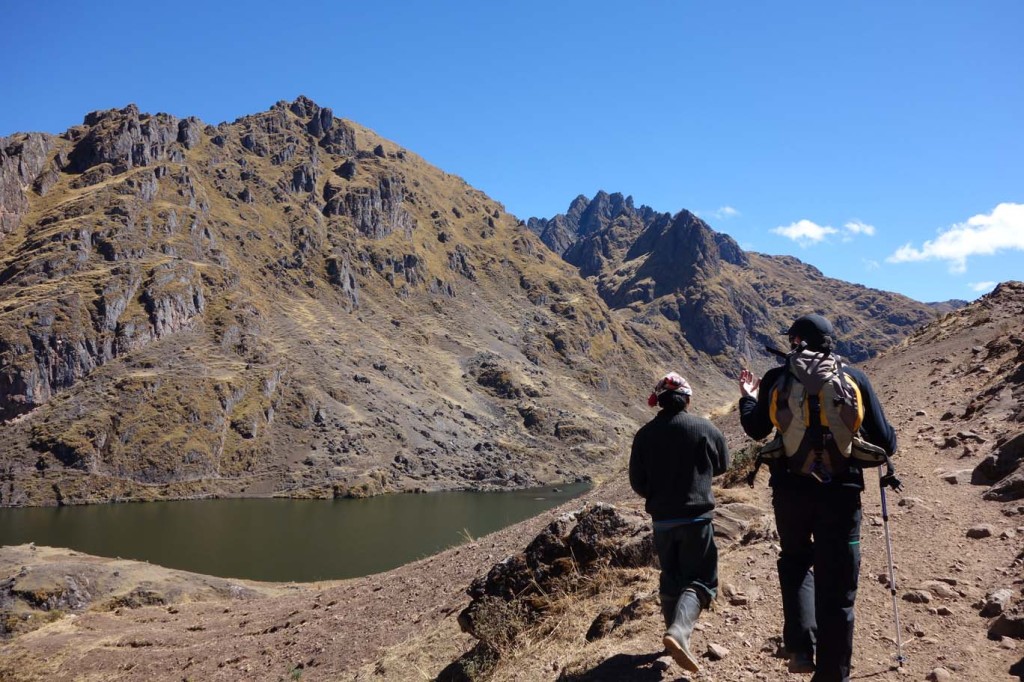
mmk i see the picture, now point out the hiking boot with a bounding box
[787,650,815,674]
[663,588,702,672]
[659,595,677,629]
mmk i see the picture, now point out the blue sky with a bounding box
[2,1,1021,303]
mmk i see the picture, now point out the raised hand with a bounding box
[739,368,761,399]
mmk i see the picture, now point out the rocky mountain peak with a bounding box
[527,191,662,256]
[0,100,666,506]
[532,193,937,376]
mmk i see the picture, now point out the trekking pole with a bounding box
[877,465,906,667]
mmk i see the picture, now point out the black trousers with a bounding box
[653,520,718,609]
[773,483,862,682]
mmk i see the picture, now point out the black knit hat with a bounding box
[786,314,834,350]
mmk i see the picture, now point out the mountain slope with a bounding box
[0,99,659,506]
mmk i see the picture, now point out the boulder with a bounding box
[989,604,1024,640]
[985,470,1024,502]
[966,525,995,539]
[459,504,653,645]
[973,430,1024,485]
[981,588,1014,617]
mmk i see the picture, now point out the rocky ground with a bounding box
[0,283,1022,680]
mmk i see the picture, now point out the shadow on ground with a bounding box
[556,651,686,681]
[1009,655,1024,681]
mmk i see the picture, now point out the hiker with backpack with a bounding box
[738,314,897,682]
[630,372,730,673]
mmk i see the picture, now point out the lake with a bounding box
[0,483,590,582]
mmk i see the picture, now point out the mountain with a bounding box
[0,101,937,508]
[530,192,938,376]
[0,99,660,506]
[927,298,970,315]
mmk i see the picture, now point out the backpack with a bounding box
[755,347,888,483]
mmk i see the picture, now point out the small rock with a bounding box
[904,590,932,604]
[941,470,974,484]
[957,430,987,443]
[1001,529,1017,540]
[653,656,672,672]
[937,606,953,616]
[920,581,959,599]
[916,410,928,416]
[899,497,925,509]
[706,643,730,660]
[927,667,952,682]
[999,637,1017,650]
[870,516,884,526]
[966,525,994,539]
[981,589,1013,617]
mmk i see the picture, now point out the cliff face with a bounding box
[0,98,659,506]
[531,194,938,377]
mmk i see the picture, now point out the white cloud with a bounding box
[844,220,876,236]
[703,206,740,220]
[863,259,880,271]
[771,219,838,246]
[886,202,1024,273]
[969,281,996,293]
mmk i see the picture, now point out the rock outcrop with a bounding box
[0,133,57,236]
[450,504,654,677]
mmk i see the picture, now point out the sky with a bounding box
[2,1,1021,303]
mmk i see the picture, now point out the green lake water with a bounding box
[0,483,590,582]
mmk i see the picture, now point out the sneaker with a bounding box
[787,651,815,674]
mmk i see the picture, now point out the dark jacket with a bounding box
[629,397,731,520]
[739,362,897,490]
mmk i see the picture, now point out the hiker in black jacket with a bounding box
[630,372,730,673]
[738,314,897,682]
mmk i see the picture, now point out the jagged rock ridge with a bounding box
[530,192,939,378]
